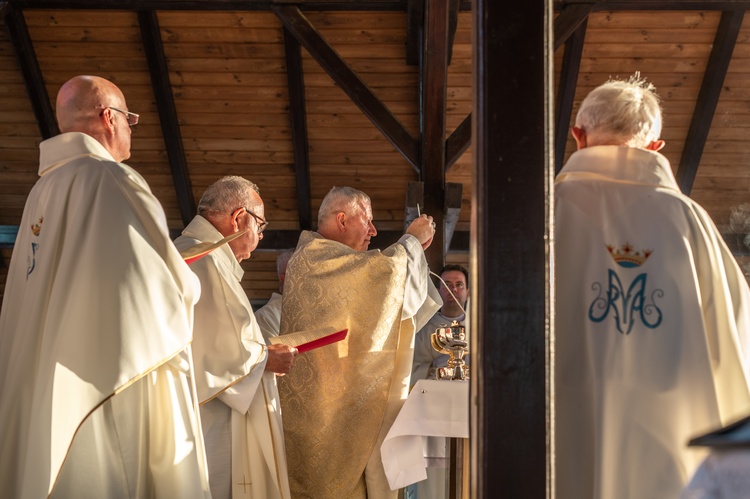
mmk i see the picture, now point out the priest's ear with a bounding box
[230,207,246,232]
[335,211,348,232]
[646,139,666,152]
[571,126,587,150]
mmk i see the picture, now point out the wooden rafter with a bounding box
[445,113,471,171]
[553,2,592,50]
[273,5,420,172]
[138,9,195,226]
[283,26,313,230]
[4,4,57,139]
[676,9,744,195]
[554,14,587,173]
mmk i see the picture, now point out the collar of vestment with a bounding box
[438,311,465,323]
[181,215,244,281]
[556,145,679,192]
[39,132,116,176]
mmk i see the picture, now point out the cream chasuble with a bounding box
[175,215,291,499]
[278,230,440,499]
[555,145,750,499]
[0,132,210,498]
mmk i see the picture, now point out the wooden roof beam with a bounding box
[273,5,420,172]
[446,113,471,171]
[555,1,750,11]
[283,27,313,231]
[421,0,449,269]
[4,4,58,139]
[554,3,592,50]
[405,0,423,66]
[11,1,408,10]
[676,9,744,195]
[138,9,195,226]
[554,14,587,173]
[407,0,460,65]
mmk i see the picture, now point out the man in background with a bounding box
[555,74,750,498]
[255,247,295,340]
[278,186,441,499]
[0,75,210,498]
[174,176,297,499]
[411,264,470,383]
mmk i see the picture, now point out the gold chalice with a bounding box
[430,320,469,381]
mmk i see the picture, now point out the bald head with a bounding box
[55,75,133,162]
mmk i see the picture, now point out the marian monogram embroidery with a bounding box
[27,217,43,278]
[588,243,663,334]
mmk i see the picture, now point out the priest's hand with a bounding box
[406,214,436,250]
[265,344,298,375]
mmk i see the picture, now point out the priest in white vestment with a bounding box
[0,75,211,498]
[174,176,298,499]
[555,75,750,499]
[255,248,294,340]
[278,186,441,499]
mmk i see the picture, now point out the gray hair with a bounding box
[277,248,294,277]
[197,176,260,217]
[575,73,662,148]
[317,186,371,226]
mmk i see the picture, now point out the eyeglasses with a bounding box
[244,207,268,234]
[103,106,139,127]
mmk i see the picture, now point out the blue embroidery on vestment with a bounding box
[27,216,43,279]
[27,242,39,279]
[588,269,663,334]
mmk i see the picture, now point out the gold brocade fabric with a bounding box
[278,231,409,499]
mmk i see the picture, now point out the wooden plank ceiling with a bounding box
[3,0,750,305]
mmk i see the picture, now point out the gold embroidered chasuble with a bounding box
[278,230,438,499]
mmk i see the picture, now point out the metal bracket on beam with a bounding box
[444,182,462,255]
[404,181,424,231]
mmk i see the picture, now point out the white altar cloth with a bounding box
[381,379,469,489]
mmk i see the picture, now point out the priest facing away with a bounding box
[278,186,442,499]
[555,74,750,499]
[0,75,210,498]
[174,176,298,499]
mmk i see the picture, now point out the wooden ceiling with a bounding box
[3,0,750,303]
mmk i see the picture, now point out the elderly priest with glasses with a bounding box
[175,176,298,499]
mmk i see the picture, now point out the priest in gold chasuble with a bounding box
[278,187,441,499]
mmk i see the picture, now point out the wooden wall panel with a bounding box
[695,14,750,228]
[0,27,42,226]
[159,11,298,231]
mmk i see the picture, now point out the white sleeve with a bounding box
[398,234,442,322]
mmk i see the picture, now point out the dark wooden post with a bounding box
[472,0,553,497]
[421,0,449,271]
